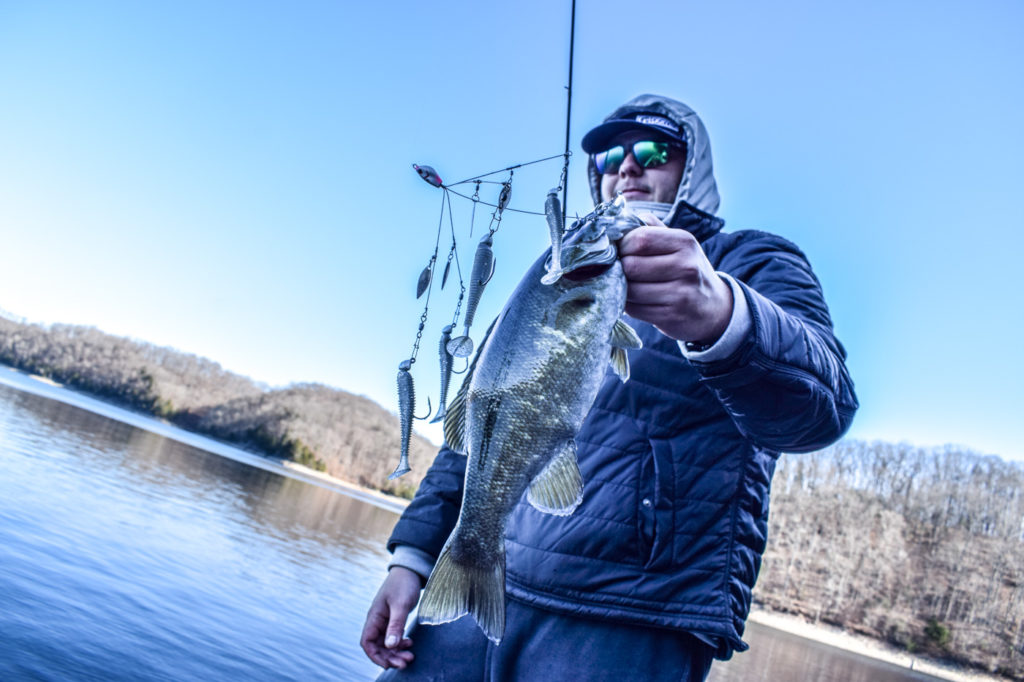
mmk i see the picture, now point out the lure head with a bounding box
[545,194,645,282]
[413,163,443,187]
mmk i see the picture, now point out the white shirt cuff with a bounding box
[387,545,435,582]
[677,273,752,362]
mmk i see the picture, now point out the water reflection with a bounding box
[0,380,399,680]
[1,382,397,555]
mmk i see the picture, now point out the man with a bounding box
[361,94,857,681]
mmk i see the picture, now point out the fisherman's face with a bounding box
[598,130,685,205]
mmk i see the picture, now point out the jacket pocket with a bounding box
[642,438,678,571]
[637,444,657,565]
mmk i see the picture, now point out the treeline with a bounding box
[0,316,436,498]
[760,440,1024,679]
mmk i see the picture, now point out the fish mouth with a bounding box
[546,240,618,282]
[562,262,614,281]
[555,231,618,278]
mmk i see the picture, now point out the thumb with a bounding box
[384,602,410,648]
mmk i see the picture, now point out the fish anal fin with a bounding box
[527,440,583,516]
[418,542,506,644]
[610,347,630,383]
[610,319,642,349]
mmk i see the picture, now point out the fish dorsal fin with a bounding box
[527,440,583,516]
[610,319,642,349]
[442,317,498,455]
[442,376,469,455]
[610,347,631,383]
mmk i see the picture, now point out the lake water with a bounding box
[0,369,944,681]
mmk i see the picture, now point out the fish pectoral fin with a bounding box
[527,440,583,516]
[418,542,506,644]
[610,347,631,383]
[610,319,643,349]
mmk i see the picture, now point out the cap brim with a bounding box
[581,120,680,153]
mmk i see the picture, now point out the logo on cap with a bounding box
[634,114,677,134]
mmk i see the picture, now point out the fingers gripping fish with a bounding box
[417,197,645,643]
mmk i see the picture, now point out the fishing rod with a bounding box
[562,0,576,227]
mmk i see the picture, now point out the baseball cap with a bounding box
[581,111,686,153]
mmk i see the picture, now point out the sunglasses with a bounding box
[593,140,675,175]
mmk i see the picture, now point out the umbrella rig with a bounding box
[390,154,569,479]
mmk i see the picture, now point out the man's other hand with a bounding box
[360,567,421,670]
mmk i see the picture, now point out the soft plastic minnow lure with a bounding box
[446,233,495,358]
[390,359,431,480]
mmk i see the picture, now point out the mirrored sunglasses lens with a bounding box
[634,141,670,168]
[595,146,625,174]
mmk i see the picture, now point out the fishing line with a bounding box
[469,181,480,236]
[446,153,565,188]
[444,189,466,329]
[444,188,547,216]
[407,188,449,365]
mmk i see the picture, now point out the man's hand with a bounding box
[619,214,733,344]
[360,567,421,670]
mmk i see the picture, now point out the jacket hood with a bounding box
[586,94,721,224]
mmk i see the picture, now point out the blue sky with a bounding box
[1,1,1021,460]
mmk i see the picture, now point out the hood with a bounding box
[586,94,721,226]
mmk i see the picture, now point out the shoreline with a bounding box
[0,368,1008,680]
[747,608,1005,682]
[0,366,411,514]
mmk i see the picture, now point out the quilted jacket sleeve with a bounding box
[693,231,858,453]
[385,443,466,557]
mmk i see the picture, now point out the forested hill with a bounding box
[0,315,436,498]
[2,314,1022,678]
[762,442,1024,679]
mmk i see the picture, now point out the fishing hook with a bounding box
[415,396,432,421]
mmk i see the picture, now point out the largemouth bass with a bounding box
[418,195,643,643]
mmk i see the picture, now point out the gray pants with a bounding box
[376,598,714,682]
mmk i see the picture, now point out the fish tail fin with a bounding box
[418,544,506,644]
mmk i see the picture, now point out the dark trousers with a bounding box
[376,597,715,682]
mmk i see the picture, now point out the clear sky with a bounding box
[1,1,1021,460]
